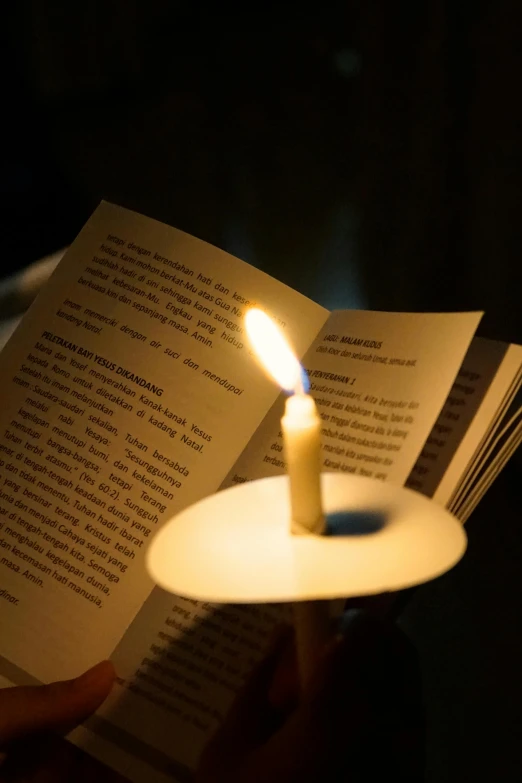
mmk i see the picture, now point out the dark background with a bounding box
[3,2,521,780]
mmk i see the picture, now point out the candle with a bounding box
[282,392,324,535]
[245,308,329,684]
[244,308,324,535]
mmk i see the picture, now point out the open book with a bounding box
[0,202,519,781]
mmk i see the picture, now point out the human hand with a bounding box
[0,660,115,750]
[0,661,117,782]
[197,613,425,783]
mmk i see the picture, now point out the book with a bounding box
[0,201,519,782]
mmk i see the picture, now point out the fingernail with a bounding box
[74,660,115,689]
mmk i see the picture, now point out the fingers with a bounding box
[302,611,420,728]
[267,629,299,712]
[224,625,292,736]
[231,625,292,712]
[199,623,294,778]
[282,613,424,780]
[0,660,116,748]
[199,614,425,783]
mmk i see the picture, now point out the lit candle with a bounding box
[148,307,468,687]
[244,308,325,535]
[245,308,329,683]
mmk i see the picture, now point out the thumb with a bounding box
[0,660,116,747]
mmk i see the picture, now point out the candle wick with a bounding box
[295,376,305,396]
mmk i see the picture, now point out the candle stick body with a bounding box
[282,394,329,682]
[282,393,324,535]
[293,600,331,685]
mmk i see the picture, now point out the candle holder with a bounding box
[147,473,466,677]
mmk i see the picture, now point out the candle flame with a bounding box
[245,308,307,393]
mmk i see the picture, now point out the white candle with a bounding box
[245,307,330,685]
[282,392,325,535]
[281,390,328,683]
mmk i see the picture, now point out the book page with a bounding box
[456,392,522,521]
[433,343,522,507]
[458,413,522,523]
[448,363,522,513]
[72,588,288,781]
[0,202,328,684]
[406,338,510,500]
